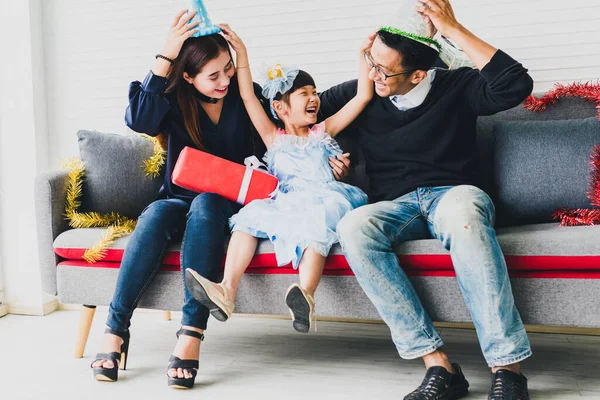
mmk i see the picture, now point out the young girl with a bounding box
[186,24,374,333]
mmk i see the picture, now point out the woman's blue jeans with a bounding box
[106,193,241,332]
[337,185,532,367]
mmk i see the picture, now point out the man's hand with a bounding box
[330,153,351,181]
[415,0,461,38]
[417,0,497,70]
[421,10,437,39]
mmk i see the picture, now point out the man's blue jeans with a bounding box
[337,185,532,367]
[106,193,241,332]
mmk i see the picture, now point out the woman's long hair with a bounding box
[165,34,230,150]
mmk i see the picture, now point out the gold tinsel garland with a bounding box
[62,136,165,263]
[142,135,167,178]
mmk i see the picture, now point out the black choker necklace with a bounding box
[194,90,219,104]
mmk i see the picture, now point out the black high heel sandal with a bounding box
[167,328,204,389]
[91,328,130,382]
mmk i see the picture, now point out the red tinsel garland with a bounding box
[523,81,600,226]
[552,209,600,227]
[587,144,600,208]
[524,81,600,120]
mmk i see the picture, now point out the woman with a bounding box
[90,9,265,389]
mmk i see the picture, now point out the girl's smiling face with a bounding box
[275,84,321,126]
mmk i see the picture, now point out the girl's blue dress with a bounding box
[230,122,368,268]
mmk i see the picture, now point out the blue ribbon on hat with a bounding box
[261,64,300,120]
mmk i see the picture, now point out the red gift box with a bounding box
[172,147,279,205]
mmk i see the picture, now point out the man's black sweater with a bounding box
[318,50,534,202]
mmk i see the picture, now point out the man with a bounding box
[320,1,533,399]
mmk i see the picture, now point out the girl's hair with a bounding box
[271,70,316,127]
[165,34,231,150]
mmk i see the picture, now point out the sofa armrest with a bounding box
[35,170,71,295]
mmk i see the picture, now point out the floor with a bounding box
[1,309,599,399]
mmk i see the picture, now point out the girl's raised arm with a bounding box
[324,33,376,137]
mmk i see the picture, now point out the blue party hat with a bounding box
[187,0,221,37]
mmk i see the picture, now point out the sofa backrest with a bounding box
[477,95,599,226]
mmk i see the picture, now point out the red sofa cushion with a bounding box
[54,223,600,279]
[56,258,600,279]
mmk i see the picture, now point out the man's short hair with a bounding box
[376,29,440,72]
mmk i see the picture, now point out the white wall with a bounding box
[41,0,600,169]
[0,0,50,312]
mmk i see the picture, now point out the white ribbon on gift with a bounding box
[237,156,278,204]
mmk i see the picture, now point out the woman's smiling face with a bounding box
[184,49,235,99]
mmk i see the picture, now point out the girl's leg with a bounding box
[184,229,258,322]
[286,248,327,333]
[221,230,259,300]
[297,248,327,296]
[93,199,188,370]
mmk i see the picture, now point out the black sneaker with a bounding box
[488,369,529,400]
[404,363,469,400]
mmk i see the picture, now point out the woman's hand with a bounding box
[160,9,200,60]
[217,24,247,58]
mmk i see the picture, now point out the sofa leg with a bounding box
[75,305,96,359]
[164,311,172,321]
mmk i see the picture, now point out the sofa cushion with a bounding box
[77,130,164,219]
[54,223,600,274]
[476,95,599,202]
[492,117,600,225]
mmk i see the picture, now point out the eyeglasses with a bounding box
[364,51,413,81]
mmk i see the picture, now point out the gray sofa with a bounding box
[35,95,600,357]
